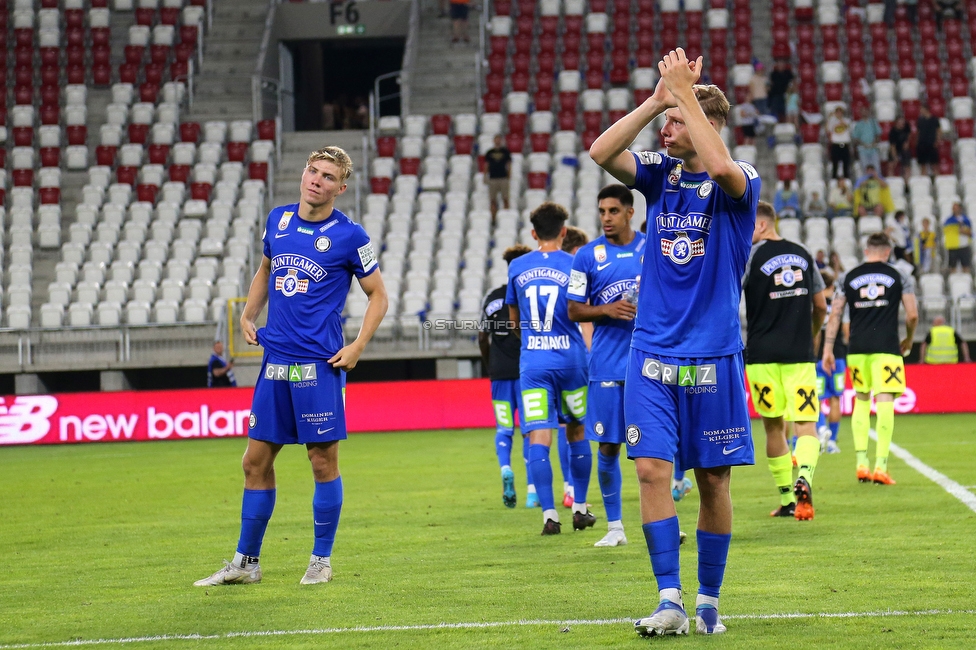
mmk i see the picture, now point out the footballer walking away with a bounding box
[590,48,759,637]
[195,146,388,587]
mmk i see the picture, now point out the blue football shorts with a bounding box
[815,358,847,400]
[490,378,520,432]
[586,380,626,444]
[518,366,588,433]
[623,349,754,472]
[248,353,347,445]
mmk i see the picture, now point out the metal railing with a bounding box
[400,0,421,116]
[476,0,489,116]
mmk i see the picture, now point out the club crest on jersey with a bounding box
[275,269,309,297]
[661,232,705,265]
[697,181,713,199]
[860,283,885,300]
[668,163,682,185]
[314,236,331,252]
[594,245,607,263]
[278,211,294,231]
[774,267,803,287]
[595,421,605,436]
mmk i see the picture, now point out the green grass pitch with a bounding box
[1,414,975,649]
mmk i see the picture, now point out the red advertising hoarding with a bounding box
[1,364,974,446]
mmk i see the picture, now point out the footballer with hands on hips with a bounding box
[195,146,388,588]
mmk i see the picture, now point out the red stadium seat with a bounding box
[40,147,61,167]
[96,146,117,166]
[125,45,145,65]
[93,65,112,87]
[507,112,527,134]
[399,158,420,175]
[562,50,580,71]
[227,142,248,162]
[14,28,32,48]
[956,119,974,138]
[190,182,212,201]
[180,25,199,45]
[583,112,602,131]
[67,126,87,146]
[585,69,603,89]
[169,164,191,183]
[376,136,396,158]
[65,9,84,29]
[41,66,60,88]
[634,88,653,105]
[119,64,138,84]
[135,8,155,25]
[483,94,502,113]
[117,166,138,186]
[174,42,194,63]
[140,84,160,103]
[511,71,529,92]
[137,184,159,204]
[431,114,451,135]
[91,27,110,47]
[15,87,32,106]
[12,170,33,187]
[505,132,524,154]
[369,177,391,195]
[558,110,576,131]
[13,127,33,147]
[530,133,551,153]
[128,124,150,145]
[160,7,180,25]
[453,135,474,155]
[148,144,170,164]
[170,61,190,82]
[145,64,164,85]
[800,123,820,143]
[248,163,269,183]
[40,47,58,66]
[534,91,553,111]
[40,85,59,107]
[149,44,171,64]
[39,187,60,204]
[527,172,548,189]
[39,104,61,126]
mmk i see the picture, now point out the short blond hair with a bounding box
[693,84,731,127]
[307,146,353,182]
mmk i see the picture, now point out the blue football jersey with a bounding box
[505,249,587,372]
[257,203,378,360]
[567,233,646,381]
[628,150,759,357]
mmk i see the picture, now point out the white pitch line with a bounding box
[870,432,976,514]
[1,610,975,649]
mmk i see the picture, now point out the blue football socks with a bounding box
[568,440,592,509]
[642,517,682,591]
[236,488,276,558]
[556,426,571,490]
[528,443,555,511]
[312,477,343,558]
[697,530,731,598]
[494,428,514,468]
[597,450,622,523]
[829,421,839,441]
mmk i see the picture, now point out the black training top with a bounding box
[839,261,915,355]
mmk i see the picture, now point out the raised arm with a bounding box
[589,78,675,185]
[660,49,747,199]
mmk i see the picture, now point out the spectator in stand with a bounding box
[774,179,802,219]
[852,107,883,176]
[936,0,961,23]
[826,106,853,179]
[915,216,937,273]
[828,177,854,217]
[853,165,892,217]
[887,116,913,180]
[750,62,769,115]
[735,97,759,145]
[915,105,942,177]
[829,250,844,275]
[769,60,794,120]
[438,0,450,18]
[207,341,237,388]
[449,0,470,44]
[919,316,971,364]
[815,249,828,270]
[785,81,800,129]
[484,134,512,221]
[886,210,912,261]
[942,201,973,274]
[805,191,828,219]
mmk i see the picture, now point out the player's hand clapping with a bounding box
[604,298,637,321]
[658,48,703,96]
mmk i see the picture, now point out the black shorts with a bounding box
[916,143,940,165]
[948,246,972,269]
[450,3,469,19]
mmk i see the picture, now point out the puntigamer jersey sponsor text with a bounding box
[628,150,759,357]
[505,249,587,371]
[259,203,377,359]
[839,261,915,356]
